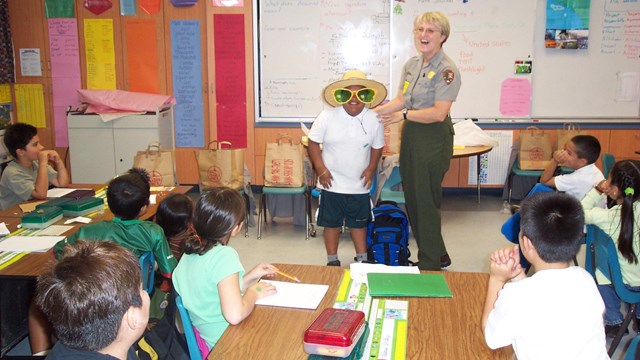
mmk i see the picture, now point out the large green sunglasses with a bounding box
[333,88,377,104]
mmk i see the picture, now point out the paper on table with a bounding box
[0,236,64,252]
[0,223,9,237]
[47,188,77,198]
[149,194,157,205]
[19,201,47,213]
[64,216,92,225]
[31,225,73,236]
[255,280,329,310]
[349,263,420,284]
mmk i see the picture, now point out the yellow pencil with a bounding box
[276,269,300,283]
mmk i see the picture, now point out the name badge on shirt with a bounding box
[403,81,410,94]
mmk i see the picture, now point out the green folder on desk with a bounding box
[367,273,453,298]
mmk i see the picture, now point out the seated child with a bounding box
[483,192,608,359]
[54,168,177,276]
[502,135,605,269]
[582,159,640,337]
[539,134,604,200]
[155,193,195,261]
[36,240,149,359]
[173,187,277,351]
[0,123,69,210]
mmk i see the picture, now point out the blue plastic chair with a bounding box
[138,252,155,294]
[624,335,640,360]
[379,166,405,205]
[175,295,202,360]
[602,153,615,179]
[585,224,640,357]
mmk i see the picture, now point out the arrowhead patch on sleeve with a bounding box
[442,69,454,85]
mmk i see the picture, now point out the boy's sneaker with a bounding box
[327,260,341,266]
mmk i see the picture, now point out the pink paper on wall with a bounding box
[214,14,247,148]
[499,78,531,116]
[212,0,243,7]
[49,18,82,147]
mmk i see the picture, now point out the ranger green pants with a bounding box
[399,117,454,270]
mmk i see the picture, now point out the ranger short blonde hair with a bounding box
[414,12,451,44]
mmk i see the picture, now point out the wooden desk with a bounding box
[0,185,192,278]
[453,145,493,203]
[208,264,513,359]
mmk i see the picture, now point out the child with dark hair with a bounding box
[155,193,195,261]
[54,168,176,276]
[483,192,607,358]
[582,159,640,337]
[173,187,277,351]
[540,134,604,200]
[0,123,69,210]
[36,240,149,359]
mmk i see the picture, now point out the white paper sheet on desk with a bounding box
[31,225,73,236]
[0,236,64,252]
[255,280,328,310]
[0,223,9,237]
[46,188,76,198]
[349,263,420,284]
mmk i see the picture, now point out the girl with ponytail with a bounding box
[582,160,640,336]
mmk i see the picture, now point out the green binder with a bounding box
[367,273,453,298]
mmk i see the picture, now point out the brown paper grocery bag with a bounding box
[264,135,305,187]
[133,142,176,186]
[518,127,552,170]
[383,122,403,155]
[556,122,585,151]
[195,141,245,191]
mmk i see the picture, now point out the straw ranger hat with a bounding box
[323,70,387,108]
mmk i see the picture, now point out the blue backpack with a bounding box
[366,201,411,266]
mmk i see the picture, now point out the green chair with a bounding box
[602,153,615,178]
[257,185,311,240]
[379,166,405,205]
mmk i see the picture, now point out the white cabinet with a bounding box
[67,107,175,184]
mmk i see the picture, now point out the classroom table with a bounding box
[0,184,192,356]
[208,264,514,359]
[453,145,493,203]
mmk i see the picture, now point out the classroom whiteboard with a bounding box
[391,0,537,120]
[531,0,640,118]
[254,0,390,122]
[254,0,640,122]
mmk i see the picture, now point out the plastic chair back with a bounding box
[624,335,640,360]
[379,166,405,204]
[175,295,202,360]
[602,153,615,179]
[139,252,155,294]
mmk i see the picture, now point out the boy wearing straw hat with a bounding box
[307,70,387,266]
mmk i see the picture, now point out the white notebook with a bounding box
[255,280,329,310]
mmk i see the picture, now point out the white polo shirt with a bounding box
[308,106,384,194]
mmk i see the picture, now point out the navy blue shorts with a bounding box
[317,190,372,229]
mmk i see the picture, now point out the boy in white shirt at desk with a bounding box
[483,192,608,359]
[0,123,69,210]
